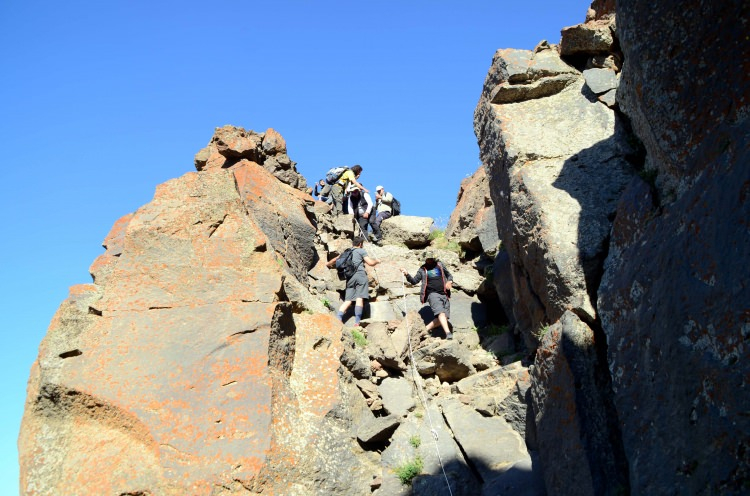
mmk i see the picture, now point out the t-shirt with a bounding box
[424,263,446,296]
[351,248,368,276]
[337,169,357,188]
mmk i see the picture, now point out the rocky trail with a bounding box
[310,204,543,495]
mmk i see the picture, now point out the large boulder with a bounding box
[474,41,636,349]
[445,166,499,256]
[380,215,434,248]
[19,165,370,495]
[597,1,750,493]
[529,311,628,496]
[194,125,307,190]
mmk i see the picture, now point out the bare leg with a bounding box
[437,313,452,337]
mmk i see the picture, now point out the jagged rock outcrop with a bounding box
[19,159,375,494]
[194,125,308,190]
[475,0,749,495]
[445,166,499,256]
[20,127,540,495]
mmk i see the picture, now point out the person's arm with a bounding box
[363,255,380,266]
[351,174,369,193]
[399,267,422,285]
[362,192,374,218]
[442,263,453,290]
[326,255,340,269]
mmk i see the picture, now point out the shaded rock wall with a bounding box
[597,0,750,494]
[475,0,749,494]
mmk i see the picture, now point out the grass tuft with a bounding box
[409,435,421,448]
[351,329,368,347]
[428,229,461,254]
[395,456,423,485]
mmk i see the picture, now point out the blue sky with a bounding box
[0,0,589,490]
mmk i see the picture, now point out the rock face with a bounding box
[597,1,750,494]
[20,128,538,494]
[18,159,371,494]
[474,31,634,349]
[445,166,499,257]
[194,125,307,191]
[474,1,749,495]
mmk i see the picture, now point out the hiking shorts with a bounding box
[426,292,450,319]
[345,271,369,301]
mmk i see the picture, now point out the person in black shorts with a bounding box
[400,250,454,339]
[326,236,380,326]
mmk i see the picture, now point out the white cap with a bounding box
[376,185,383,191]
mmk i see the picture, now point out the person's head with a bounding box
[424,249,437,266]
[376,185,384,193]
[351,165,363,177]
[347,184,360,195]
[352,235,366,247]
[318,179,326,186]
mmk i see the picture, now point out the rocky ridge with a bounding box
[19,124,542,495]
[18,1,750,495]
[473,0,749,494]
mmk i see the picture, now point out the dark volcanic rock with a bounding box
[598,2,750,494]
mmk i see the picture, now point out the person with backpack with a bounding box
[330,165,367,215]
[369,185,394,245]
[312,179,330,203]
[326,235,380,326]
[400,250,454,340]
[347,186,374,239]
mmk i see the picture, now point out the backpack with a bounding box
[335,248,360,280]
[390,196,401,216]
[325,166,349,185]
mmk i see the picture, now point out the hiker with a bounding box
[312,179,330,203]
[330,165,367,215]
[400,250,454,340]
[347,185,374,239]
[326,235,380,326]
[369,185,394,245]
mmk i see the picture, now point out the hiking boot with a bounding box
[445,332,453,340]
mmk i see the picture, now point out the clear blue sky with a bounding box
[0,0,588,490]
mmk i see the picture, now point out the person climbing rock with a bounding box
[369,185,394,245]
[347,185,374,239]
[326,235,380,326]
[312,179,330,203]
[330,165,367,215]
[400,250,454,339]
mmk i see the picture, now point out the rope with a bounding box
[401,274,455,496]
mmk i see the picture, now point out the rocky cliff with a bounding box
[474,0,749,494]
[19,1,749,495]
[19,125,542,495]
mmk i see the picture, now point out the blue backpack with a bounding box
[325,167,348,185]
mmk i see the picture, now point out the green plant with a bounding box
[394,456,423,485]
[409,435,421,448]
[351,329,368,347]
[428,228,461,254]
[414,410,423,419]
[321,297,333,310]
[537,325,550,339]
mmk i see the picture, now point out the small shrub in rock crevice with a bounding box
[351,329,367,347]
[395,456,423,485]
[409,435,421,448]
[428,229,461,254]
